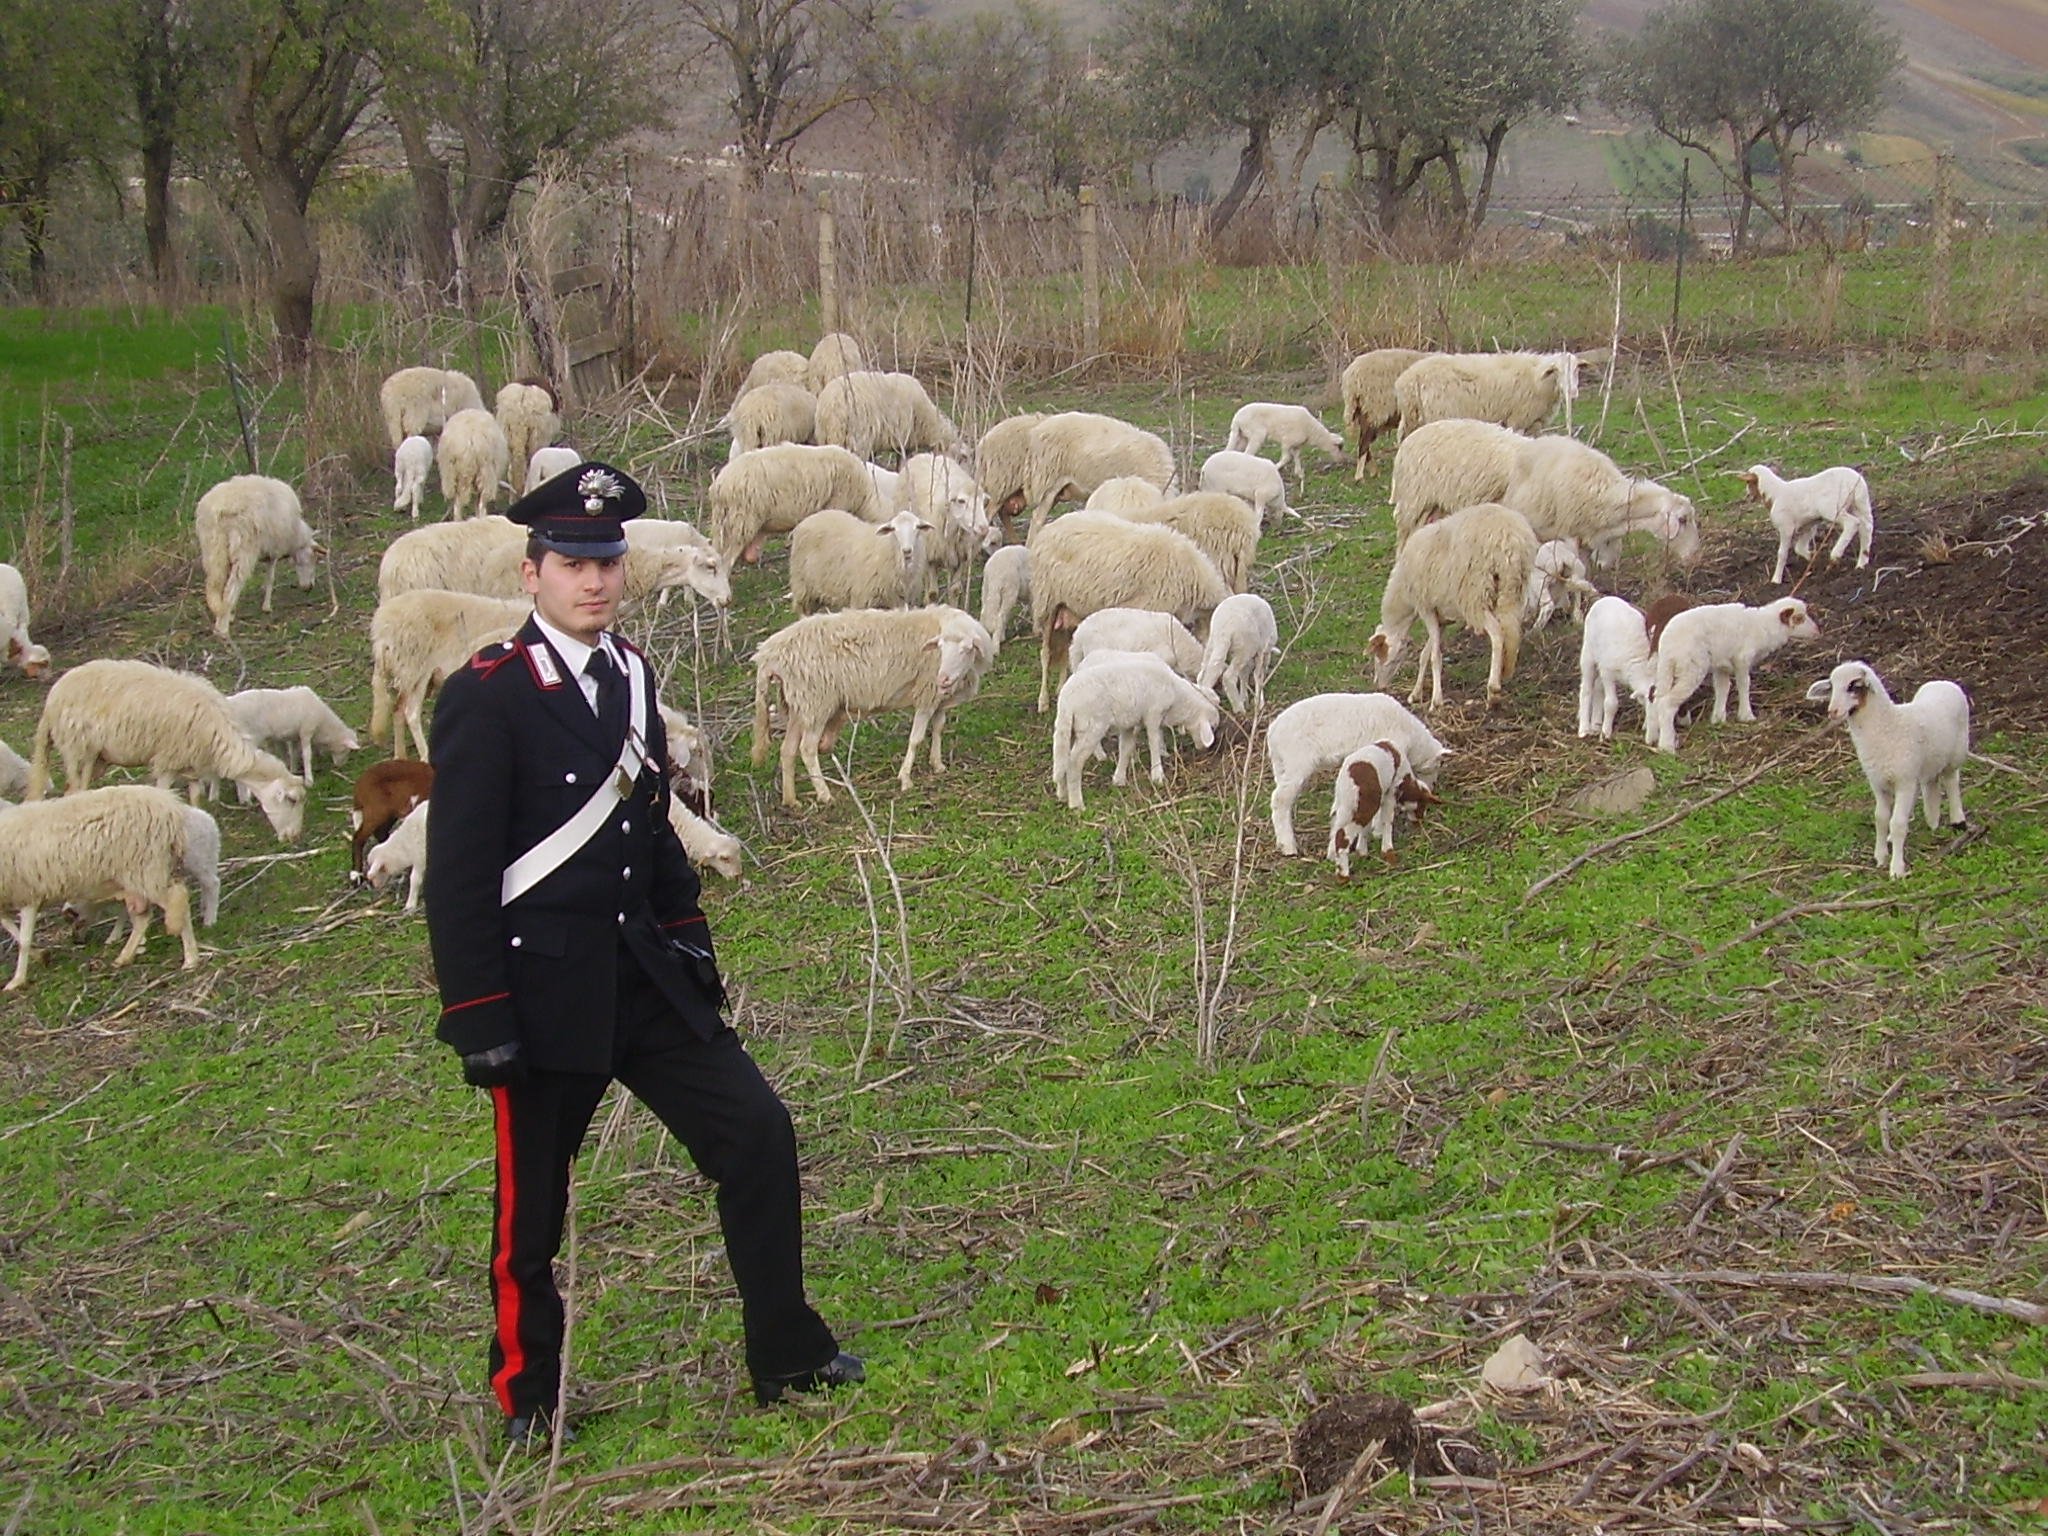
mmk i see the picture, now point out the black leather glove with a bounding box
[461,1040,527,1088]
[669,936,728,1009]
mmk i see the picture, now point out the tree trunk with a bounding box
[1207,116,1270,236]
[245,157,319,366]
[1280,102,1336,224]
[140,136,176,286]
[393,104,456,293]
[1729,124,1756,254]
[1467,120,1511,235]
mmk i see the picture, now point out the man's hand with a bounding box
[461,1040,527,1088]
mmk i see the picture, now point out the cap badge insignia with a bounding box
[578,467,624,513]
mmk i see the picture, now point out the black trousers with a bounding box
[483,951,838,1418]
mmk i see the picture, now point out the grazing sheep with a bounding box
[494,381,560,492]
[26,659,306,840]
[437,407,512,519]
[1646,597,1821,754]
[0,562,51,677]
[369,591,530,759]
[178,804,222,929]
[1394,350,1579,437]
[669,797,743,878]
[1739,464,1875,583]
[0,736,27,798]
[1051,652,1220,810]
[1328,739,1442,877]
[1341,347,1429,479]
[1390,419,1526,549]
[737,349,811,399]
[865,461,904,512]
[1576,595,1658,741]
[1805,660,1969,879]
[806,332,868,395]
[1367,502,1540,709]
[977,413,1046,542]
[377,517,525,602]
[1199,449,1291,527]
[1023,412,1178,540]
[815,371,960,462]
[363,799,429,910]
[393,434,434,519]
[225,686,359,781]
[379,366,485,449]
[751,605,997,806]
[1113,491,1261,593]
[525,445,580,494]
[1524,539,1600,631]
[707,443,883,565]
[979,545,1030,653]
[1069,608,1205,678]
[1084,476,1167,514]
[194,475,317,638]
[350,759,434,875]
[726,381,817,458]
[1028,512,1231,712]
[658,703,714,816]
[0,785,207,989]
[1502,436,1701,569]
[789,508,932,614]
[1266,692,1447,857]
[1198,592,1280,712]
[901,452,995,605]
[1225,402,1346,485]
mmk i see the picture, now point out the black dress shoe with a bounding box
[505,1410,576,1449]
[752,1351,866,1406]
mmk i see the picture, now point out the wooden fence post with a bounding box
[818,191,838,335]
[1079,184,1100,356]
[1928,150,1953,344]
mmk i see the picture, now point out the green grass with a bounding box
[2,260,2046,1534]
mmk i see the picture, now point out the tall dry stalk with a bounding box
[835,765,915,1074]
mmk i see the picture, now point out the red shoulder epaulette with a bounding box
[468,639,521,677]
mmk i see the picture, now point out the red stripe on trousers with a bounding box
[488,1083,524,1415]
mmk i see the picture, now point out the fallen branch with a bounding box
[1560,1266,2047,1326]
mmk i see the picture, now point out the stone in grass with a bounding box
[1565,766,1656,818]
[1291,1392,1498,1494]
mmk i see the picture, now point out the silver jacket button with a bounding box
[510,936,523,948]
[565,772,578,784]
[622,866,632,879]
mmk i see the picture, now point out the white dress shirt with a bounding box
[531,612,622,716]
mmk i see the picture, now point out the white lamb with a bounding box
[750,605,997,806]
[1266,692,1448,857]
[225,686,359,781]
[363,799,429,911]
[1502,436,1701,569]
[900,452,995,604]
[0,561,51,676]
[789,508,932,615]
[369,591,531,759]
[437,407,511,520]
[1069,608,1205,677]
[978,545,1030,653]
[658,703,715,816]
[1367,501,1539,709]
[1199,449,1291,527]
[1389,419,1526,549]
[805,332,868,395]
[1198,592,1280,712]
[26,659,307,839]
[976,412,1046,542]
[193,474,317,639]
[1084,476,1167,514]
[1646,597,1821,754]
[1394,350,1580,437]
[379,366,485,449]
[0,736,27,798]
[494,381,560,491]
[1051,652,1220,810]
[668,797,743,878]
[1327,739,1442,877]
[707,443,884,565]
[1739,464,1875,584]
[525,446,580,494]
[726,381,817,458]
[1804,660,1969,879]
[815,371,961,463]
[393,434,434,519]
[737,349,811,399]
[1576,595,1657,742]
[1225,402,1346,485]
[865,461,904,512]
[1524,539,1600,631]
[1113,491,1261,593]
[1340,346,1429,479]
[1023,412,1178,540]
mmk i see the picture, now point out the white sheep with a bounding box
[1394,350,1579,437]
[525,446,580,494]
[1198,592,1280,712]
[976,412,1046,542]
[1051,652,1220,810]
[1028,512,1231,713]
[978,545,1030,653]
[669,797,743,878]
[1502,436,1701,568]
[494,381,560,492]
[193,474,317,639]
[1199,449,1291,527]
[1225,402,1346,485]
[369,591,531,759]
[1646,597,1821,754]
[658,702,715,813]
[806,332,868,395]
[1739,464,1875,583]
[0,562,50,677]
[1804,660,1969,879]
[750,605,997,806]
[1266,692,1447,857]
[1389,419,1526,549]
[1112,491,1261,594]
[377,517,525,602]
[1083,476,1167,514]
[726,381,817,458]
[1576,595,1657,742]
[393,434,434,519]
[900,452,995,604]
[1023,412,1178,541]
[707,443,884,565]
[0,735,29,798]
[437,407,511,520]
[815,371,961,463]
[1367,502,1539,709]
[865,461,904,512]
[379,366,485,449]
[26,659,306,840]
[1524,539,1600,631]
[0,785,209,989]
[1340,346,1429,480]
[1069,608,1205,677]
[1328,739,1441,877]
[225,686,359,781]
[789,508,932,614]
[737,349,811,398]
[364,799,429,911]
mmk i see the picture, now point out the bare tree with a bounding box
[0,0,124,290]
[112,0,233,286]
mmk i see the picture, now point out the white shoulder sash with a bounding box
[500,647,649,906]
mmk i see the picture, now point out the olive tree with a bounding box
[0,0,125,289]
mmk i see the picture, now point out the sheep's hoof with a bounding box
[1949,819,1970,832]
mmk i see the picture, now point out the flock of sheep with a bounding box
[0,328,1978,992]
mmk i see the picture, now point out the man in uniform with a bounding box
[423,460,861,1448]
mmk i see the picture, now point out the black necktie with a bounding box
[586,648,626,740]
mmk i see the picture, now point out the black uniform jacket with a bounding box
[424,615,724,1073]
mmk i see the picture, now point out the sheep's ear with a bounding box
[922,635,940,651]
[1366,633,1388,660]
[1804,677,1833,702]
[1780,605,1801,626]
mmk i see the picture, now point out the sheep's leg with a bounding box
[899,708,932,790]
[1481,615,1507,703]
[1577,657,1599,737]
[1885,786,1913,878]
[114,892,154,966]
[1111,729,1135,787]
[1036,629,1054,714]
[1271,777,1301,857]
[406,700,431,762]
[1145,716,1168,785]
[1919,774,1943,832]
[1710,669,1733,724]
[1854,518,1873,569]
[778,721,802,808]
[1068,726,1107,809]
[1600,676,1621,741]
[6,905,37,990]
[261,557,279,612]
[1871,787,1894,869]
[1241,427,1268,457]
[300,733,316,781]
[1422,615,1446,710]
[1732,663,1756,723]
[1828,520,1858,564]
[928,707,949,774]
[1941,767,1966,828]
[1770,535,1791,585]
[799,725,833,805]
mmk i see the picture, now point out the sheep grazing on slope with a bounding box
[525,445,580,494]
[1328,739,1442,877]
[393,434,434,519]
[707,443,883,565]
[437,407,511,520]
[789,508,932,615]
[1394,350,1580,437]
[1023,412,1178,541]
[364,800,429,911]
[806,332,868,395]
[350,758,434,875]
[815,371,961,463]
[1028,512,1231,713]
[1576,596,1658,741]
[377,517,525,602]
[1069,608,1205,677]
[1367,501,1540,709]
[0,561,51,677]
[1266,692,1447,857]
[979,545,1031,653]
[225,686,359,782]
[1199,449,1290,527]
[194,475,317,639]
[725,381,817,458]
[1739,463,1875,583]
[379,366,485,449]
[751,605,997,806]
[1051,652,1220,811]
[27,659,306,840]
[737,349,811,399]
[1805,660,1970,879]
[1341,346,1429,479]
[1225,402,1346,485]
[369,591,531,759]
[1646,597,1820,754]
[1083,476,1167,514]
[1198,592,1280,712]
[1389,419,1526,549]
[976,412,1046,542]
[0,786,211,989]
[1112,491,1261,594]
[1503,436,1701,568]
[658,703,714,816]
[669,796,743,878]
[494,380,560,491]
[1524,539,1600,632]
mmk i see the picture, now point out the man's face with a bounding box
[523,549,626,643]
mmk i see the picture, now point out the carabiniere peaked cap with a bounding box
[504,460,647,558]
